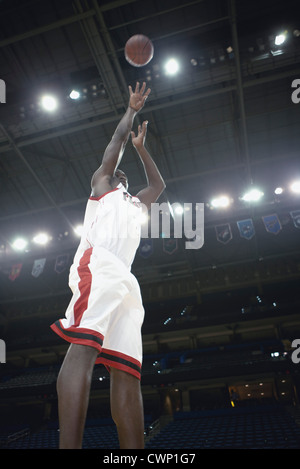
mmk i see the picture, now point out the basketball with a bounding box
[125,35,154,67]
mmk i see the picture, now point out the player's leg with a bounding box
[56,343,98,448]
[110,367,144,449]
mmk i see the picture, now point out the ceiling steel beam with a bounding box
[0,147,297,223]
[0,0,138,48]
[0,64,298,155]
[0,10,96,48]
[73,0,124,113]
[0,123,74,230]
[229,0,252,185]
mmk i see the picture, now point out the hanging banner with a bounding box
[8,263,22,281]
[163,238,178,255]
[138,239,153,258]
[32,258,46,278]
[262,213,282,235]
[215,223,232,244]
[54,254,69,274]
[290,210,300,229]
[237,218,255,240]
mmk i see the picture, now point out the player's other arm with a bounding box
[132,121,166,210]
[91,82,150,197]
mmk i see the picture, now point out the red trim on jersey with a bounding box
[89,186,119,201]
[73,247,93,326]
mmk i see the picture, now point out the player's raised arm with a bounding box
[91,82,150,197]
[131,120,166,210]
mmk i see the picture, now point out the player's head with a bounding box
[113,168,128,191]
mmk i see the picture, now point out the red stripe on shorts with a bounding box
[96,348,142,380]
[73,247,93,326]
[50,320,104,353]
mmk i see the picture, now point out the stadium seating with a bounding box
[2,405,300,449]
[146,406,300,449]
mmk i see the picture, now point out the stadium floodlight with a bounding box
[41,95,58,111]
[275,32,287,46]
[74,224,83,236]
[241,188,264,202]
[164,58,179,75]
[290,180,300,194]
[211,195,231,208]
[274,187,283,195]
[33,232,49,245]
[69,90,80,100]
[12,238,28,251]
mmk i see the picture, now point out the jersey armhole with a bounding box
[89,185,119,201]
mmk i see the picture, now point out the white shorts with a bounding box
[51,246,145,379]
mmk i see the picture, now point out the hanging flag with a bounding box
[163,238,178,255]
[8,263,22,281]
[138,239,153,258]
[54,254,69,274]
[215,223,232,244]
[290,210,300,229]
[237,218,255,240]
[163,238,178,254]
[32,258,46,278]
[262,214,282,235]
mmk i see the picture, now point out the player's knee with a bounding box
[110,368,142,425]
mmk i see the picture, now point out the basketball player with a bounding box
[51,82,165,449]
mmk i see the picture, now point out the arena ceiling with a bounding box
[0,0,300,304]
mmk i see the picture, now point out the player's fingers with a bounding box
[135,82,139,93]
[140,81,146,94]
[142,92,150,105]
[142,121,148,133]
[128,85,133,95]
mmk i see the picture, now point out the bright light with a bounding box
[174,204,184,215]
[290,180,300,193]
[33,233,49,245]
[275,33,287,46]
[41,95,58,111]
[69,90,80,100]
[274,187,283,195]
[140,213,149,224]
[211,195,230,208]
[12,238,28,251]
[74,224,83,236]
[242,188,264,202]
[164,58,179,75]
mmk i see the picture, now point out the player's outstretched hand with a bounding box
[131,120,148,149]
[129,82,151,112]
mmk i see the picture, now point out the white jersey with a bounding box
[51,183,145,379]
[69,183,142,286]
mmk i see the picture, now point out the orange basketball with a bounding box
[125,35,154,67]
